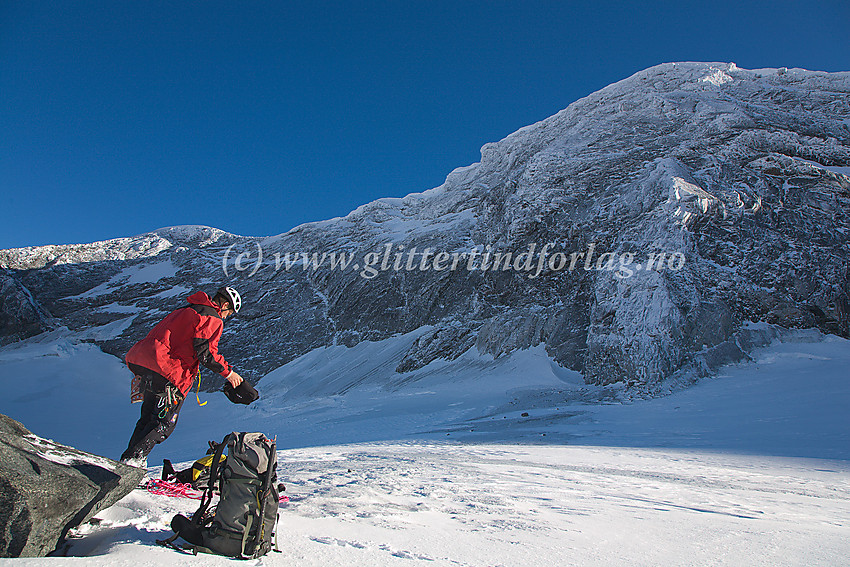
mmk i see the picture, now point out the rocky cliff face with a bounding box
[0,272,53,346]
[2,63,848,391]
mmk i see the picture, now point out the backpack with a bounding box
[158,432,280,558]
[161,441,226,491]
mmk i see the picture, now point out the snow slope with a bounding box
[135,327,849,462]
[0,330,140,458]
[0,330,848,565]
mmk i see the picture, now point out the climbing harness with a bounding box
[157,384,184,419]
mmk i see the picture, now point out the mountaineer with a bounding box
[119,286,247,466]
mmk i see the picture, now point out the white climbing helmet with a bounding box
[217,286,242,314]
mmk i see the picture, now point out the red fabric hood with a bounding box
[187,291,222,314]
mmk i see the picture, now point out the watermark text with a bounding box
[221,242,686,280]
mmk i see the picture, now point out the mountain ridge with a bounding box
[2,62,848,392]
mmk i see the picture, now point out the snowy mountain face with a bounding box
[1,63,848,391]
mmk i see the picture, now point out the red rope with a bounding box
[145,479,290,504]
[145,479,203,499]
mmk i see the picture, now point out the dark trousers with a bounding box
[121,364,185,461]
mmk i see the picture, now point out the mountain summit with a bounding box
[2,62,848,391]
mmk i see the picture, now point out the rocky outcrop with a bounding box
[0,64,848,390]
[0,414,144,558]
[0,272,52,346]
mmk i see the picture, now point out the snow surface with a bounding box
[118,260,179,285]
[0,331,140,457]
[21,434,117,472]
[93,303,142,315]
[0,330,848,565]
[796,158,850,178]
[67,260,179,301]
[700,66,734,86]
[9,443,845,567]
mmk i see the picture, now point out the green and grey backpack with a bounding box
[158,431,280,558]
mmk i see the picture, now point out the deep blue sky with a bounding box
[1,1,848,249]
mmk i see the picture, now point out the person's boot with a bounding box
[161,459,176,480]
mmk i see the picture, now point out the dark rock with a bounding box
[396,322,477,373]
[0,272,52,346]
[0,414,144,558]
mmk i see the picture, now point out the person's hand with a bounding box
[226,370,243,388]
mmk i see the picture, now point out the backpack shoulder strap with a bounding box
[192,433,233,524]
[249,436,278,558]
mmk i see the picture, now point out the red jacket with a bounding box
[126,291,232,395]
